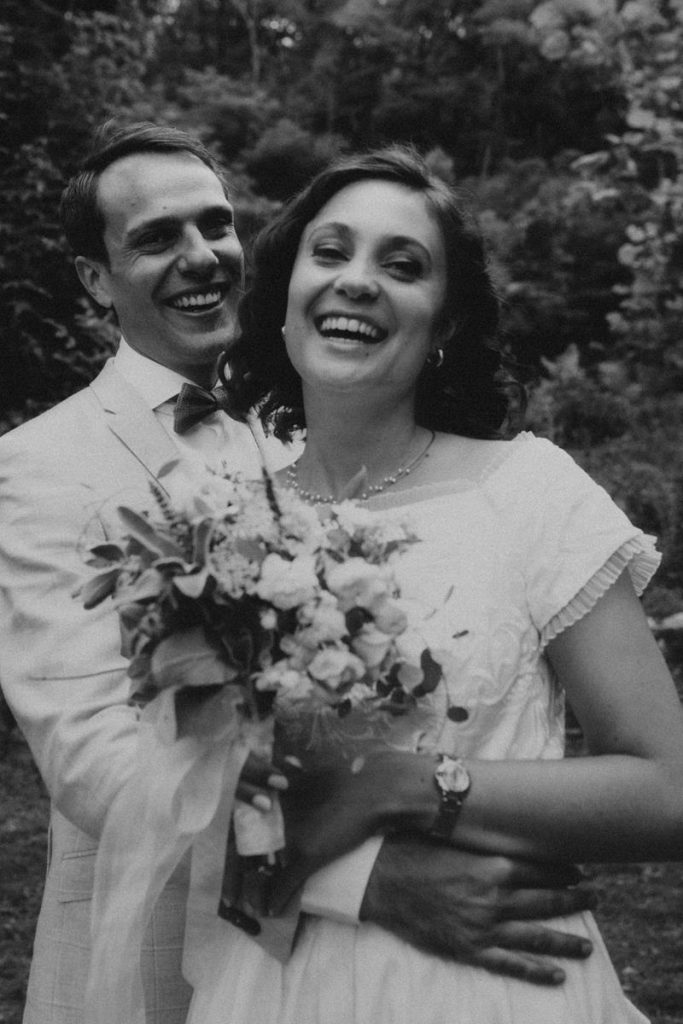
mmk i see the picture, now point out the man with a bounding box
[0,121,594,1024]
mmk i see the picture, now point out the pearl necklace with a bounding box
[286,430,436,504]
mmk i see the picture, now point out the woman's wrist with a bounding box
[367,750,441,833]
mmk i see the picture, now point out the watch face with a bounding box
[436,757,470,795]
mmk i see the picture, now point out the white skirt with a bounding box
[186,910,648,1024]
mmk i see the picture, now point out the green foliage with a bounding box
[244,119,345,199]
[0,2,160,429]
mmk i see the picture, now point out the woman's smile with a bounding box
[284,178,447,394]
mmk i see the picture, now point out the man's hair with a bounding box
[59,120,229,264]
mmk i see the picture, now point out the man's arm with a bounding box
[0,461,140,838]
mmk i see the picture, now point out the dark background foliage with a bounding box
[2,0,683,615]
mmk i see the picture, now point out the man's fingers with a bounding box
[501,885,597,921]
[502,859,586,889]
[493,921,593,960]
[468,947,566,986]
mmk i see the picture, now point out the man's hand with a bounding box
[236,751,288,811]
[360,835,596,986]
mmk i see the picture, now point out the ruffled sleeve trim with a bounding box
[540,534,661,649]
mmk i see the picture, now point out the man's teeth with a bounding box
[319,315,383,340]
[170,290,222,310]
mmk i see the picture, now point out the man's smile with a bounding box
[166,284,230,313]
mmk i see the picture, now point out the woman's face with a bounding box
[283,179,448,405]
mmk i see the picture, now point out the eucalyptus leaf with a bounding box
[86,543,126,566]
[150,626,240,691]
[193,518,214,562]
[157,458,183,479]
[173,570,210,599]
[80,569,120,609]
[117,506,183,557]
[118,567,165,602]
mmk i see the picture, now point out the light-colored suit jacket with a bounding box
[0,360,268,1024]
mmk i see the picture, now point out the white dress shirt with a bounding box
[113,338,292,475]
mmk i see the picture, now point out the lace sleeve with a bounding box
[540,534,661,648]
[499,437,662,647]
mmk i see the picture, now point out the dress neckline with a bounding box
[363,431,534,511]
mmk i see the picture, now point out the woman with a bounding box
[184,145,683,1023]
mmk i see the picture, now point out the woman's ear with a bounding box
[75,256,114,309]
[433,316,458,349]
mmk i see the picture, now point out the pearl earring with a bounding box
[280,326,286,340]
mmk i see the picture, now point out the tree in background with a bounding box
[0,0,160,430]
[3,0,683,609]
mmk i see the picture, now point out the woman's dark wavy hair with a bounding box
[223,145,523,440]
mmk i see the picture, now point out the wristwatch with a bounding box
[430,754,471,839]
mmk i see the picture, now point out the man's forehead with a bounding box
[97,150,229,230]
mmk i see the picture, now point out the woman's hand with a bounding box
[236,750,288,812]
[269,743,437,913]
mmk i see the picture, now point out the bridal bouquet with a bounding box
[81,460,443,729]
[81,460,445,882]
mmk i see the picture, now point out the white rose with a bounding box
[372,598,408,636]
[307,648,366,691]
[325,559,391,611]
[255,663,304,692]
[394,627,427,669]
[256,553,319,610]
[259,607,278,630]
[351,624,392,668]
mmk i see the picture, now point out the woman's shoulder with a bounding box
[429,430,569,486]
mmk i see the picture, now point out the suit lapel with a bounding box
[89,360,178,485]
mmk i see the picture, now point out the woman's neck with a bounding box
[294,395,428,502]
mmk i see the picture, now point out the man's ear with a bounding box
[75,256,114,309]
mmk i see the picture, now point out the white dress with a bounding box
[185,432,657,1024]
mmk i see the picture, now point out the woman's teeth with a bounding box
[318,315,385,341]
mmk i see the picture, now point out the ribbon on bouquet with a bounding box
[85,687,249,1024]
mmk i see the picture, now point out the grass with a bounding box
[1,731,683,1024]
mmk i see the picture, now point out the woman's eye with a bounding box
[312,244,346,263]
[386,258,422,280]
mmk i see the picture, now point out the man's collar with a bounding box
[113,337,198,410]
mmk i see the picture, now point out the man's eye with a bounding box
[138,231,173,250]
[202,217,234,239]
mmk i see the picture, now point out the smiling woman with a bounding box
[283,180,447,420]
[191,145,683,1024]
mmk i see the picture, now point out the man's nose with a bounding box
[177,228,220,276]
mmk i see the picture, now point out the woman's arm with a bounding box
[446,570,683,861]
[276,572,683,899]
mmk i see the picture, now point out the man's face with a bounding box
[76,151,244,384]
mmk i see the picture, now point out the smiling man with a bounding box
[0,121,285,1024]
[70,144,244,386]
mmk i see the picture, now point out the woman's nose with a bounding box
[334,260,380,300]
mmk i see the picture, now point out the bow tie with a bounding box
[173,382,235,434]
